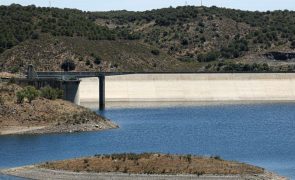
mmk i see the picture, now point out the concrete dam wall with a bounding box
[77,73,295,103]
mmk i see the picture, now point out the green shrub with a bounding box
[9,67,20,73]
[8,78,16,84]
[94,56,102,65]
[83,159,89,164]
[186,154,192,163]
[0,95,4,105]
[61,59,76,71]
[24,86,39,103]
[31,31,39,39]
[198,21,205,27]
[86,59,91,66]
[151,49,160,56]
[200,36,206,43]
[221,38,249,59]
[16,91,26,104]
[210,155,222,160]
[16,86,39,103]
[40,86,63,100]
[195,171,205,176]
[181,38,189,46]
[198,51,220,62]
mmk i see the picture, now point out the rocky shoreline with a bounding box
[0,165,287,180]
[0,153,287,180]
[0,120,118,135]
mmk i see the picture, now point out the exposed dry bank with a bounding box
[1,153,286,180]
[0,82,118,135]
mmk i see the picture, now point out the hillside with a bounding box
[1,5,295,73]
[0,34,198,72]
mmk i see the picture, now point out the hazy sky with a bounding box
[0,0,294,12]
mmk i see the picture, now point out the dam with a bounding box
[76,73,295,104]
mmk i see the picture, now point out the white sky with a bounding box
[0,0,294,12]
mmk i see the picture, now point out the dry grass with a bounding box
[40,153,264,175]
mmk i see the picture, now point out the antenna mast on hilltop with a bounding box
[200,0,203,6]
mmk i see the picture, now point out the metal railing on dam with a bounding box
[34,71,126,79]
[27,71,295,80]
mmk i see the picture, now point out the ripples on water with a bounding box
[0,102,294,179]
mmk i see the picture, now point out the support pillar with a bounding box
[27,64,34,79]
[99,75,105,110]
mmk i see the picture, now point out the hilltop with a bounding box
[1,4,295,73]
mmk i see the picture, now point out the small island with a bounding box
[0,153,285,180]
[0,81,118,135]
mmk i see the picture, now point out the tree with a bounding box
[16,86,39,103]
[0,95,4,105]
[16,91,26,104]
[151,49,160,56]
[197,51,220,62]
[85,59,91,66]
[94,56,102,65]
[31,31,39,39]
[181,38,189,46]
[25,86,39,103]
[61,60,76,71]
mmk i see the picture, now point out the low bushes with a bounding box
[0,95,4,105]
[40,86,63,100]
[16,86,39,103]
[94,56,102,65]
[16,86,63,104]
[210,155,222,160]
[61,60,76,71]
[205,62,271,72]
[151,49,160,56]
[198,51,220,62]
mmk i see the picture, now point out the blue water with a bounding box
[0,103,295,179]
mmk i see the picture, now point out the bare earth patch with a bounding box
[0,126,46,135]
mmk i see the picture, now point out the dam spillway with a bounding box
[76,73,295,104]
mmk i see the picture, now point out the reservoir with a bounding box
[0,102,295,179]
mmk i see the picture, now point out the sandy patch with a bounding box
[0,126,46,135]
